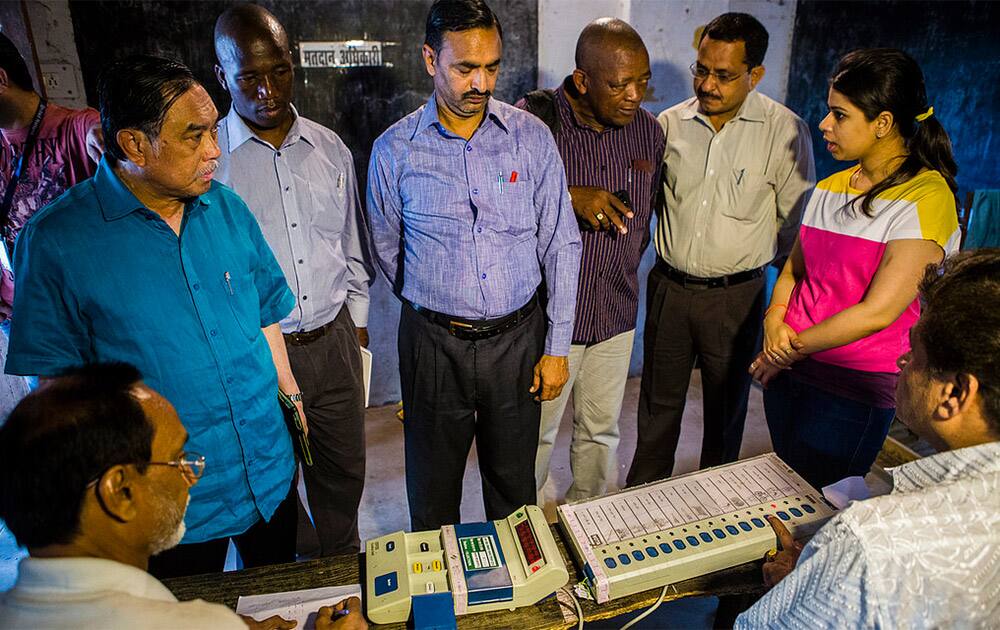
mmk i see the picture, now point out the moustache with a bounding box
[697,91,721,101]
[463,90,491,100]
[198,160,219,178]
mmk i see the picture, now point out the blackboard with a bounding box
[785,0,999,194]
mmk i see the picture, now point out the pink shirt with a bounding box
[786,167,959,374]
[0,102,100,251]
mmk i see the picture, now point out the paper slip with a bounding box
[361,346,372,408]
[236,584,361,629]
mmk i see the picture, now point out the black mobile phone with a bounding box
[612,189,632,208]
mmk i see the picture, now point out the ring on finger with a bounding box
[595,212,605,221]
[764,548,778,563]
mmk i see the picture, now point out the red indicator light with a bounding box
[531,565,539,573]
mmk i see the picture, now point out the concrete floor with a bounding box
[0,369,770,628]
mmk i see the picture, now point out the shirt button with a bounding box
[192,283,200,290]
[481,273,487,279]
[298,259,304,264]
[276,151,282,157]
[291,222,298,228]
[709,169,715,176]
[284,186,290,192]
[696,232,702,237]
[477,227,482,233]
[302,295,308,301]
[466,145,472,152]
[239,420,246,426]
[702,200,707,206]
[210,329,217,337]
[226,376,233,384]
[472,188,479,195]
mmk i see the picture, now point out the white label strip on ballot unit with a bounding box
[567,456,803,546]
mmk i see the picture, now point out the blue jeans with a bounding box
[763,374,894,490]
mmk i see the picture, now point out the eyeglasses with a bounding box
[148,451,206,484]
[88,451,207,488]
[689,62,748,85]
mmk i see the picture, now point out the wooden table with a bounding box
[164,524,766,629]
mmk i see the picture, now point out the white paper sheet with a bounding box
[236,584,361,629]
[360,346,372,407]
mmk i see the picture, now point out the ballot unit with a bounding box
[558,453,838,603]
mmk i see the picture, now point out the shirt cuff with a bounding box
[346,298,369,328]
[544,323,573,357]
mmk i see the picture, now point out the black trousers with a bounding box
[147,479,297,579]
[288,306,366,557]
[399,300,544,531]
[627,265,765,485]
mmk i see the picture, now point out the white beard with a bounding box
[150,495,189,556]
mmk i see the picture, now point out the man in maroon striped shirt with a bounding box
[517,18,664,503]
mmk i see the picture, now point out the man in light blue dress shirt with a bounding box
[367,0,581,530]
[5,56,303,578]
[213,4,374,558]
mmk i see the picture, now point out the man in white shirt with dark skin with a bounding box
[738,249,1000,628]
[0,363,366,630]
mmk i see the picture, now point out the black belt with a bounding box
[656,259,763,289]
[283,318,337,346]
[408,296,537,341]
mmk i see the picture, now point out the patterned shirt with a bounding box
[216,106,374,333]
[656,91,815,276]
[736,442,1000,629]
[516,81,665,344]
[367,95,581,355]
[6,158,296,543]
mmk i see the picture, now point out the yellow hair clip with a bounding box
[915,106,934,122]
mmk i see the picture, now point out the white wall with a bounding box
[23,0,88,109]
[538,0,798,110]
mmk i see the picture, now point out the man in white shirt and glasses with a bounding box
[0,362,366,630]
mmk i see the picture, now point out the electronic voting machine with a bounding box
[558,453,838,603]
[365,505,569,624]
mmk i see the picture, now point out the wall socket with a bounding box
[40,63,81,100]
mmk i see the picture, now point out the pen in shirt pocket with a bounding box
[736,168,745,185]
[224,271,234,295]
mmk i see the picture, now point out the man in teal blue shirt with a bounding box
[5,55,304,578]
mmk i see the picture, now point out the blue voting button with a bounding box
[604,557,617,569]
[374,571,398,596]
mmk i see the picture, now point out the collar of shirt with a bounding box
[890,441,1000,494]
[411,92,511,141]
[11,556,177,602]
[222,104,314,153]
[555,77,617,135]
[679,89,766,128]
[93,157,211,222]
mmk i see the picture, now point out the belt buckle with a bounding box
[448,319,474,337]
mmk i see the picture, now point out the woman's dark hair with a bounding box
[0,363,151,549]
[917,249,1000,437]
[831,48,958,217]
[97,55,196,163]
[425,0,502,53]
[700,12,769,68]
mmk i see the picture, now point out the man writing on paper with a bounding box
[0,363,366,629]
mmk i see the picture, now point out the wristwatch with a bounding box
[286,392,303,402]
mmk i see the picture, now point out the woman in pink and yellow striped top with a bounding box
[750,48,960,488]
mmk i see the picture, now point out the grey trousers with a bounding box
[536,330,634,502]
[627,264,764,485]
[286,306,366,556]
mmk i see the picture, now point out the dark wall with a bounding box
[785,0,999,194]
[69,0,538,405]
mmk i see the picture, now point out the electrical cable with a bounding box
[556,586,585,630]
[619,584,670,630]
